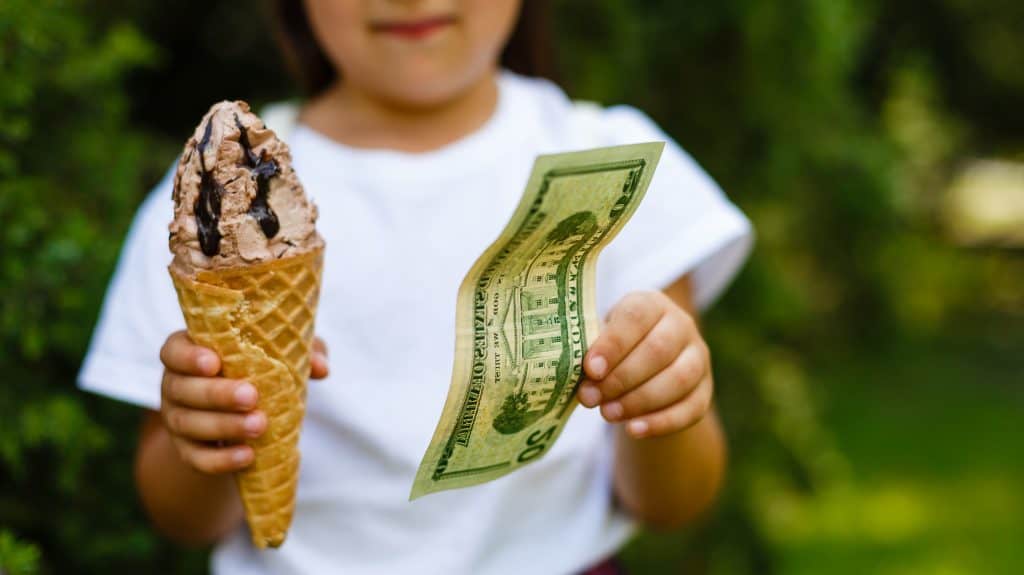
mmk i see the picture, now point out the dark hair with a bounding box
[271,1,557,96]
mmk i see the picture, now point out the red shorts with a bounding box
[582,556,626,575]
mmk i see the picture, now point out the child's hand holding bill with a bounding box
[577,290,713,438]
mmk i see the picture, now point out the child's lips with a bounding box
[370,15,457,40]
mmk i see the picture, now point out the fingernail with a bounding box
[589,355,608,379]
[244,413,265,436]
[602,401,624,421]
[578,385,602,408]
[627,419,649,438]
[234,383,257,408]
[197,352,217,374]
[234,448,252,464]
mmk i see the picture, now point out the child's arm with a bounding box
[576,276,726,529]
[135,332,329,545]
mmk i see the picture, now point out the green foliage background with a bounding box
[1,1,1021,573]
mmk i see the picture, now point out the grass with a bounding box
[626,314,1024,574]
[774,320,1024,575]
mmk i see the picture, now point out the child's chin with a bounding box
[373,65,493,109]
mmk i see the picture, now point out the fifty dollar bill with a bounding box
[411,142,665,499]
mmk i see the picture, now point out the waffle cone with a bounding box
[168,246,324,548]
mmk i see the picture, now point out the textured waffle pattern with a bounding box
[169,247,323,548]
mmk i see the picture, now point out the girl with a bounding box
[79,1,753,573]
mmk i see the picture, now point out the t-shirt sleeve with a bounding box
[77,167,185,410]
[592,105,754,314]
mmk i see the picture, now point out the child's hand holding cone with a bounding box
[157,332,328,475]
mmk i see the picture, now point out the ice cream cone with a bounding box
[169,245,324,548]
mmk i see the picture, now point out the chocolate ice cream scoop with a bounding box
[169,100,322,275]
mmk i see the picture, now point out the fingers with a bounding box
[310,355,329,379]
[310,336,329,379]
[584,292,666,380]
[162,373,258,412]
[622,376,714,439]
[172,436,254,474]
[581,312,691,405]
[574,289,714,439]
[160,330,220,376]
[598,343,708,423]
[313,336,328,356]
[163,405,267,442]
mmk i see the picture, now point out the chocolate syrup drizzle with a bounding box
[195,120,223,257]
[192,114,282,257]
[234,114,281,239]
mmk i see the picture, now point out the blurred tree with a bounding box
[0,530,40,575]
[0,1,201,573]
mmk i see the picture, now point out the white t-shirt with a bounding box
[78,71,753,575]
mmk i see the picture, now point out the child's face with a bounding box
[305,0,522,107]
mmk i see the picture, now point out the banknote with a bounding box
[411,142,665,499]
